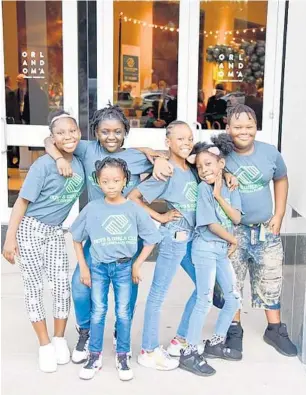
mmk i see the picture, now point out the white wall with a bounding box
[281,0,306,219]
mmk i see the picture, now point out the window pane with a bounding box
[113,0,179,129]
[198,0,267,130]
[3,1,63,126]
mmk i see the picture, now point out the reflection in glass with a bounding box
[114,0,179,128]
[198,0,267,130]
[3,1,63,126]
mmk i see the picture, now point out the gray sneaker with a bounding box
[179,349,216,377]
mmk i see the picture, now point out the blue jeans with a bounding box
[89,260,132,353]
[187,237,241,345]
[72,239,140,330]
[142,225,196,351]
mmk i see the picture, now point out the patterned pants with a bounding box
[16,216,70,322]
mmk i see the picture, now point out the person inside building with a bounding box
[215,104,297,358]
[206,83,227,129]
[244,83,263,130]
[44,103,173,364]
[2,110,85,373]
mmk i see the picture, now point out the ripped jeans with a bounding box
[186,237,241,345]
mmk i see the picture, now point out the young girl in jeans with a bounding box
[2,110,85,373]
[45,104,172,363]
[70,157,161,381]
[129,121,198,371]
[179,134,242,377]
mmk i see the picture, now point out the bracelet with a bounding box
[55,157,64,162]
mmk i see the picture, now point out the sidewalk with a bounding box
[1,233,306,395]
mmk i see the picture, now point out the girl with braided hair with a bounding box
[70,157,160,381]
[44,103,172,363]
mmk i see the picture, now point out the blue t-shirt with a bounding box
[137,163,198,229]
[20,155,85,226]
[70,199,161,264]
[226,141,287,225]
[196,181,242,243]
[74,140,153,201]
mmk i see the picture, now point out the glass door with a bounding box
[0,0,79,225]
[188,0,286,145]
[96,0,191,148]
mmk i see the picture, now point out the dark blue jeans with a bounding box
[72,239,141,330]
[89,260,132,353]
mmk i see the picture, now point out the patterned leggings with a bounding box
[16,216,71,323]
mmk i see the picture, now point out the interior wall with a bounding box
[3,1,19,89]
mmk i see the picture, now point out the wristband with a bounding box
[55,157,64,162]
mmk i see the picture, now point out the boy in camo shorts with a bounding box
[215,104,297,358]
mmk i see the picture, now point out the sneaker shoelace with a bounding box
[84,353,99,369]
[117,354,129,370]
[76,328,90,352]
[159,346,172,360]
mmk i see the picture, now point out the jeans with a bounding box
[142,225,196,351]
[186,237,241,345]
[89,260,132,353]
[72,239,140,330]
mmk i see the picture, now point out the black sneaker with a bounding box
[179,349,216,377]
[226,322,244,354]
[204,340,242,361]
[72,328,90,364]
[263,323,297,357]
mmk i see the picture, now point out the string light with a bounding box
[119,13,265,36]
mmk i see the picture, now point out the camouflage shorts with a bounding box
[214,223,283,310]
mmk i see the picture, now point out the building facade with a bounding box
[0,0,305,362]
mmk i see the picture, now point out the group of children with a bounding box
[3,103,297,382]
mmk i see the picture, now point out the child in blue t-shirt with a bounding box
[129,120,198,371]
[2,110,85,373]
[179,134,242,376]
[70,157,161,382]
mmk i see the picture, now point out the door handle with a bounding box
[1,117,7,154]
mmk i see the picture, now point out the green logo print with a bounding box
[216,199,232,230]
[183,181,198,203]
[103,215,132,235]
[234,166,265,193]
[50,173,84,203]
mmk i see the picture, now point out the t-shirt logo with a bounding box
[64,173,84,194]
[102,215,132,235]
[234,166,265,193]
[183,181,198,202]
[216,198,232,230]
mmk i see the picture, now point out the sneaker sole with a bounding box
[204,352,242,361]
[79,367,102,380]
[179,363,216,377]
[137,360,178,371]
[263,335,298,357]
[72,357,87,365]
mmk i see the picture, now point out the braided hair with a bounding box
[166,120,189,137]
[191,133,234,159]
[93,157,131,187]
[227,104,257,126]
[90,103,130,137]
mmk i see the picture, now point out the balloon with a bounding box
[206,55,214,62]
[240,41,250,49]
[260,64,265,72]
[250,54,258,62]
[256,40,265,47]
[246,76,256,84]
[256,46,265,56]
[226,47,233,55]
[244,68,252,77]
[246,45,255,55]
[254,71,262,79]
[213,47,221,57]
[251,62,260,71]
[206,45,214,55]
[259,56,265,65]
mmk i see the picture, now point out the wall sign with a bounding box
[123,55,139,82]
[21,51,45,78]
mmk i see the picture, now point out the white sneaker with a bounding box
[39,343,57,373]
[72,328,90,364]
[116,354,134,381]
[167,337,188,357]
[52,337,70,365]
[79,353,103,380]
[137,346,179,371]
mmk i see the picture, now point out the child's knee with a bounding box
[91,304,108,324]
